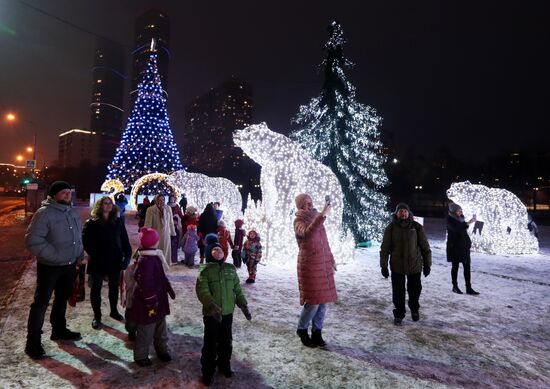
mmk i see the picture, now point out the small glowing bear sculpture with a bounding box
[446,181,538,255]
[234,123,355,264]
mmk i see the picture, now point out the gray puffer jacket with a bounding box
[25,198,84,266]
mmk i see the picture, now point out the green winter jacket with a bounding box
[196,262,247,316]
[380,215,432,275]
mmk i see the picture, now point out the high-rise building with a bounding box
[58,129,100,168]
[183,77,260,198]
[90,37,126,165]
[131,9,170,104]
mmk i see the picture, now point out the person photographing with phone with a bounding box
[447,203,479,295]
[294,193,337,348]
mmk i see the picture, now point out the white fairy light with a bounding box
[130,173,180,210]
[234,123,355,264]
[446,181,539,255]
[100,179,124,198]
[167,170,243,231]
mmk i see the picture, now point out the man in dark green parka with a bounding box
[380,203,432,325]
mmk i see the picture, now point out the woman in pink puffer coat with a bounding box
[294,193,337,349]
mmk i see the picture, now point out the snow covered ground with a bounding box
[0,214,549,388]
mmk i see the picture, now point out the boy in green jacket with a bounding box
[196,241,252,386]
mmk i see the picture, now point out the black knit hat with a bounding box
[48,181,71,197]
[394,202,410,213]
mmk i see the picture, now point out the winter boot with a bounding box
[411,312,420,322]
[157,352,172,362]
[25,342,46,360]
[452,285,463,294]
[466,287,479,295]
[311,329,327,347]
[92,317,102,330]
[135,357,152,367]
[50,328,81,341]
[394,317,403,325]
[110,311,124,321]
[296,329,316,348]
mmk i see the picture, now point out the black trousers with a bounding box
[391,272,422,318]
[27,262,76,344]
[451,262,471,288]
[201,314,233,377]
[89,272,120,319]
[231,249,242,268]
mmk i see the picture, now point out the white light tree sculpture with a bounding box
[234,123,355,264]
[446,181,539,255]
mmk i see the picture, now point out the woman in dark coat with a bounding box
[83,196,132,329]
[197,203,218,264]
[446,203,479,295]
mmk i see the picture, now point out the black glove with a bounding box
[167,283,176,300]
[381,267,389,278]
[240,305,252,321]
[423,267,431,277]
[207,302,222,322]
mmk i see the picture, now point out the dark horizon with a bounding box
[1,0,549,166]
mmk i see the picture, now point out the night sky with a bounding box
[1,0,549,166]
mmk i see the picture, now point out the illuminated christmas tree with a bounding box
[291,21,389,242]
[106,47,182,193]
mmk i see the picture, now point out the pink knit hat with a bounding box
[140,227,159,249]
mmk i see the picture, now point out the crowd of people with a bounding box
[24,180,490,386]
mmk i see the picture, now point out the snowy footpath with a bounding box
[0,216,549,388]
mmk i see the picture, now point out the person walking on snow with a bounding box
[294,193,337,348]
[24,181,83,359]
[447,203,479,295]
[380,203,432,325]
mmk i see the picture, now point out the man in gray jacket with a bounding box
[380,203,432,325]
[25,181,83,359]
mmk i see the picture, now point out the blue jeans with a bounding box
[297,303,327,331]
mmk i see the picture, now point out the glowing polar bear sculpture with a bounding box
[446,181,538,255]
[234,123,355,264]
[167,170,243,231]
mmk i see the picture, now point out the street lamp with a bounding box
[4,112,38,177]
[16,155,24,162]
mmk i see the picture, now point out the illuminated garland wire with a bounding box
[290,21,389,242]
[130,173,180,210]
[167,170,243,232]
[234,123,355,264]
[100,179,125,198]
[106,52,182,191]
[446,181,539,255]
